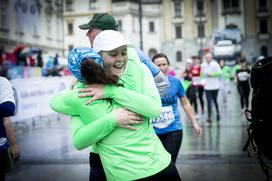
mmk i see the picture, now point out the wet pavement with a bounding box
[6,82,268,181]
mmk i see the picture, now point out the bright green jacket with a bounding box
[221,65,231,81]
[50,46,171,181]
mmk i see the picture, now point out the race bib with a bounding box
[151,106,175,129]
[192,77,203,86]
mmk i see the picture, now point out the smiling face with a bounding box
[100,45,128,77]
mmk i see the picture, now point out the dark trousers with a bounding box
[89,152,106,181]
[136,161,181,181]
[157,130,183,164]
[0,149,13,181]
[237,83,250,109]
[186,86,197,113]
[197,86,205,113]
[89,151,182,181]
[205,89,219,119]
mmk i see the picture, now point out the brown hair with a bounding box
[152,53,170,65]
[80,58,122,86]
[80,58,122,109]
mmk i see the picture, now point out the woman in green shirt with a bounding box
[50,30,181,181]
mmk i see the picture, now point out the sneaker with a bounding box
[216,114,220,121]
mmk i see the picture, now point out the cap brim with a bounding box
[94,41,129,52]
[79,23,92,30]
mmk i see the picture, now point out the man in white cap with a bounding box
[78,13,169,97]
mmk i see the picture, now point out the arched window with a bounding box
[176,51,182,62]
[148,48,157,59]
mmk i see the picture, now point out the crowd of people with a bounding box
[1,12,258,181]
[181,53,254,124]
[0,45,70,79]
[50,12,255,181]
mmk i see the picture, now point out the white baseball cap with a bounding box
[93,30,129,52]
[186,58,193,64]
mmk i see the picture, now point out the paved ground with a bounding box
[5,82,269,181]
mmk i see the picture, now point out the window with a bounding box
[259,19,268,34]
[68,45,74,52]
[56,18,61,39]
[68,22,73,35]
[222,0,239,14]
[260,46,268,57]
[258,0,268,12]
[0,6,7,30]
[46,17,52,38]
[197,23,205,38]
[196,0,204,16]
[176,51,182,62]
[148,49,157,59]
[259,0,267,8]
[89,0,98,10]
[173,1,182,18]
[65,0,73,11]
[117,20,122,31]
[175,24,182,39]
[149,21,155,32]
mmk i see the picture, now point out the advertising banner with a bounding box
[11,76,73,121]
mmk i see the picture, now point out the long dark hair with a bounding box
[80,58,122,108]
[80,58,121,86]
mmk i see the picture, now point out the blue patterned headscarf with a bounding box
[68,47,103,81]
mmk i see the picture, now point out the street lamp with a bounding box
[138,0,143,50]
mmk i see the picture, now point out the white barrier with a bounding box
[10,76,73,122]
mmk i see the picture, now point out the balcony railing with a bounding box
[222,7,241,15]
[257,7,269,17]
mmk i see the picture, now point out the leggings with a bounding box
[89,152,106,181]
[157,130,183,163]
[197,86,204,113]
[136,161,181,181]
[205,89,219,119]
[186,86,197,113]
[89,152,181,181]
[237,83,250,109]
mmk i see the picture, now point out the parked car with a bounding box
[213,40,237,66]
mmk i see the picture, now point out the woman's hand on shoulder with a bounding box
[78,84,105,105]
[113,108,143,130]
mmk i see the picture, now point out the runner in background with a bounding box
[152,53,202,164]
[219,60,231,103]
[235,57,251,112]
[201,53,222,123]
[190,56,205,116]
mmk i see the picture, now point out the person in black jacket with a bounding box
[235,58,251,111]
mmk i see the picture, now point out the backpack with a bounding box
[243,56,272,180]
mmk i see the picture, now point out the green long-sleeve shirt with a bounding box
[50,46,170,181]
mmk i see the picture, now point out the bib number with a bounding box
[151,106,175,129]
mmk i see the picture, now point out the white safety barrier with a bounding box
[10,76,73,122]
